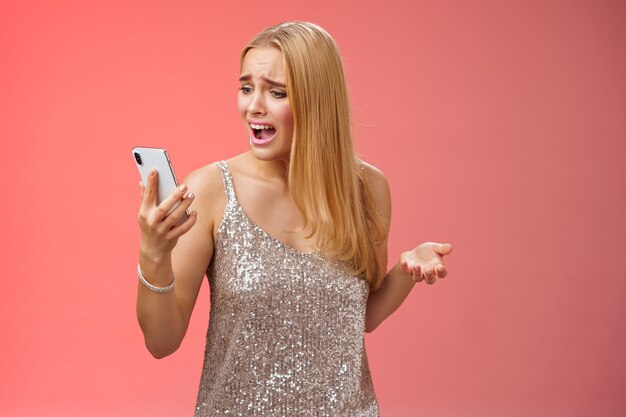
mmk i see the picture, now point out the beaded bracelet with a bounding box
[137,264,175,293]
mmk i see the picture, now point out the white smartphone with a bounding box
[132,146,188,222]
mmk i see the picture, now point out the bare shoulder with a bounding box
[359,160,392,231]
[182,162,226,233]
[184,162,223,195]
[360,160,391,200]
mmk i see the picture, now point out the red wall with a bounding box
[2,1,625,416]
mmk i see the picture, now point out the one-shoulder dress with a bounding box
[194,161,379,416]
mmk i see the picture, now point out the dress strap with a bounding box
[215,160,237,212]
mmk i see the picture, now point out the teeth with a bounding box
[250,123,274,130]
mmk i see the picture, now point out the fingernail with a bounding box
[186,192,194,199]
[179,185,187,192]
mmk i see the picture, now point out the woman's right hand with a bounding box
[138,169,198,264]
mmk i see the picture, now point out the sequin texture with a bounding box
[194,161,379,416]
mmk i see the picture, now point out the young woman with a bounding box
[136,22,453,416]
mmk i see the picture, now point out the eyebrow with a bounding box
[238,75,286,88]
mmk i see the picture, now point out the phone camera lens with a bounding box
[134,152,143,165]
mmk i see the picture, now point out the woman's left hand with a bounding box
[400,242,453,285]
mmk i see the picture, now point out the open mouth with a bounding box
[250,123,276,141]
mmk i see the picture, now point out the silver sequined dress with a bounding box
[194,161,379,416]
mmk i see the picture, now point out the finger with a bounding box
[137,179,150,225]
[165,210,198,240]
[413,265,423,283]
[158,191,195,233]
[435,264,447,278]
[433,243,453,257]
[424,267,436,285]
[150,183,190,224]
[141,169,158,207]
[401,260,412,274]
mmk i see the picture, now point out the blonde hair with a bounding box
[241,22,386,289]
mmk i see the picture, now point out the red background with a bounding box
[2,1,625,416]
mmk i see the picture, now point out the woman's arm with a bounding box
[365,243,453,332]
[365,263,415,333]
[136,164,223,358]
[361,163,452,332]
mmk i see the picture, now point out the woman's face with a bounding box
[238,47,294,162]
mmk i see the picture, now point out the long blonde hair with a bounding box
[241,22,387,289]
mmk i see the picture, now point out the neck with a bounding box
[246,151,290,181]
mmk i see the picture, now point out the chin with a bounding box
[250,147,291,162]
[249,139,291,162]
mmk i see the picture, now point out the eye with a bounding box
[239,86,253,94]
[270,90,287,99]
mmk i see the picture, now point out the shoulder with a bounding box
[183,162,224,199]
[359,160,391,201]
[359,159,391,224]
[182,162,227,230]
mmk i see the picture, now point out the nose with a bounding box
[247,90,266,115]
